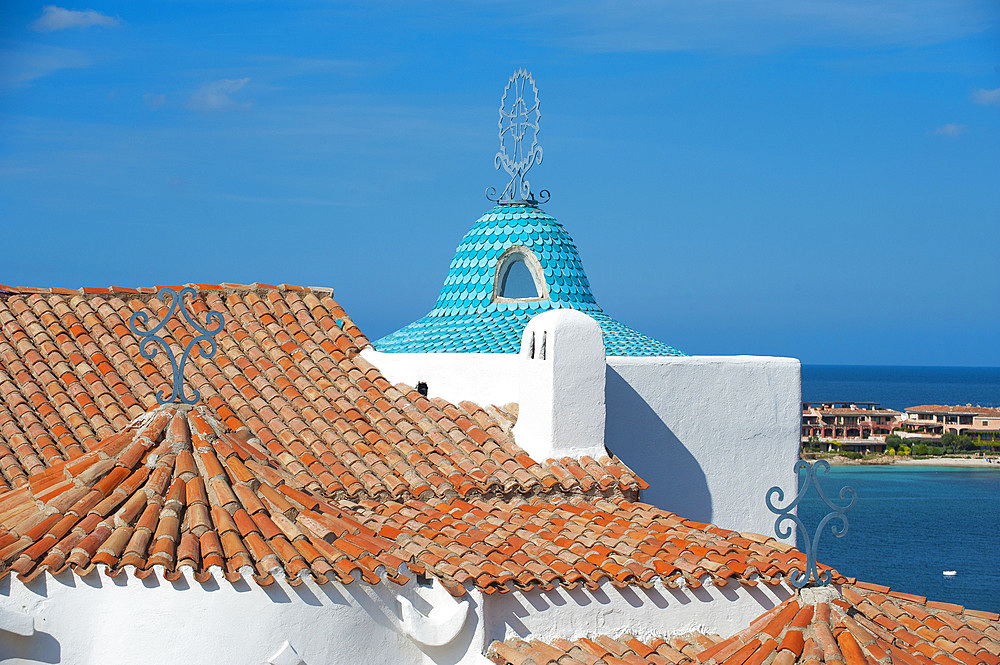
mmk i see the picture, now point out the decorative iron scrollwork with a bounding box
[128,286,225,405]
[487,69,548,205]
[766,459,857,588]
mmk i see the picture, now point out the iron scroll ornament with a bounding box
[765,460,857,588]
[487,69,549,205]
[128,286,225,405]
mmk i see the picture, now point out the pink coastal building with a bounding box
[800,402,901,442]
[903,404,1000,440]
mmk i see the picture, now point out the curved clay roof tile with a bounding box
[0,404,401,588]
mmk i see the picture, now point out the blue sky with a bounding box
[2,1,998,366]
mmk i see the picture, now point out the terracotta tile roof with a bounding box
[0,400,835,595]
[906,405,1000,416]
[0,404,408,587]
[490,633,720,665]
[804,407,900,416]
[691,583,1000,665]
[0,284,642,499]
[487,583,1000,665]
[353,496,846,594]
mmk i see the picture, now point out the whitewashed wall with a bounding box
[361,349,519,407]
[605,356,801,537]
[485,578,794,645]
[0,569,490,665]
[0,569,795,664]
[513,310,607,462]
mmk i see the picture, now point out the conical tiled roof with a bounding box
[0,404,405,586]
[375,204,685,356]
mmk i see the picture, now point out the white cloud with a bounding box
[0,46,91,88]
[187,78,252,112]
[31,6,121,32]
[970,87,1000,106]
[934,123,966,137]
[143,93,167,109]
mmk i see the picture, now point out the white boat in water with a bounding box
[943,570,957,576]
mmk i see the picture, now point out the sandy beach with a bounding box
[893,457,1000,468]
[818,455,1000,468]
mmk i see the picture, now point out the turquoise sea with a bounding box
[797,365,1000,611]
[796,465,1000,613]
[802,365,1000,411]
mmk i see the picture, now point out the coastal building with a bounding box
[902,404,1000,438]
[2,72,997,664]
[800,402,901,448]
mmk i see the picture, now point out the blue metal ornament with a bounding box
[766,459,857,588]
[128,286,225,405]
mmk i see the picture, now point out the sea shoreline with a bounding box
[810,455,1000,468]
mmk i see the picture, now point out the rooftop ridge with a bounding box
[850,579,1000,620]
[0,282,328,298]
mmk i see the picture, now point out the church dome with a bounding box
[374,203,684,356]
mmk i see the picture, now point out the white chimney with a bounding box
[512,309,607,461]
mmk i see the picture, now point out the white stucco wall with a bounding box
[513,310,607,461]
[606,355,801,537]
[360,348,520,407]
[0,569,491,665]
[485,578,794,646]
[0,567,796,665]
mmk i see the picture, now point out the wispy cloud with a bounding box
[934,123,966,137]
[971,87,1000,107]
[187,78,252,112]
[31,6,121,32]
[143,93,167,109]
[0,45,91,88]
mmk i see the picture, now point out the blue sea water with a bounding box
[797,465,1000,613]
[797,366,1000,612]
[802,365,1000,411]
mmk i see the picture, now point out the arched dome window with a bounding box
[493,246,547,302]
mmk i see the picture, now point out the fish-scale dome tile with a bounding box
[376,204,684,357]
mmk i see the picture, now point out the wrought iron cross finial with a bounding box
[766,460,857,588]
[128,286,225,405]
[487,69,549,206]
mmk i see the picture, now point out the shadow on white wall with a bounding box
[604,366,713,523]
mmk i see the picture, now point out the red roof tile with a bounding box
[352,495,844,594]
[906,405,1000,416]
[0,404,405,586]
[490,633,718,665]
[0,284,640,499]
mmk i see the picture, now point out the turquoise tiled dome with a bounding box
[375,204,685,356]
